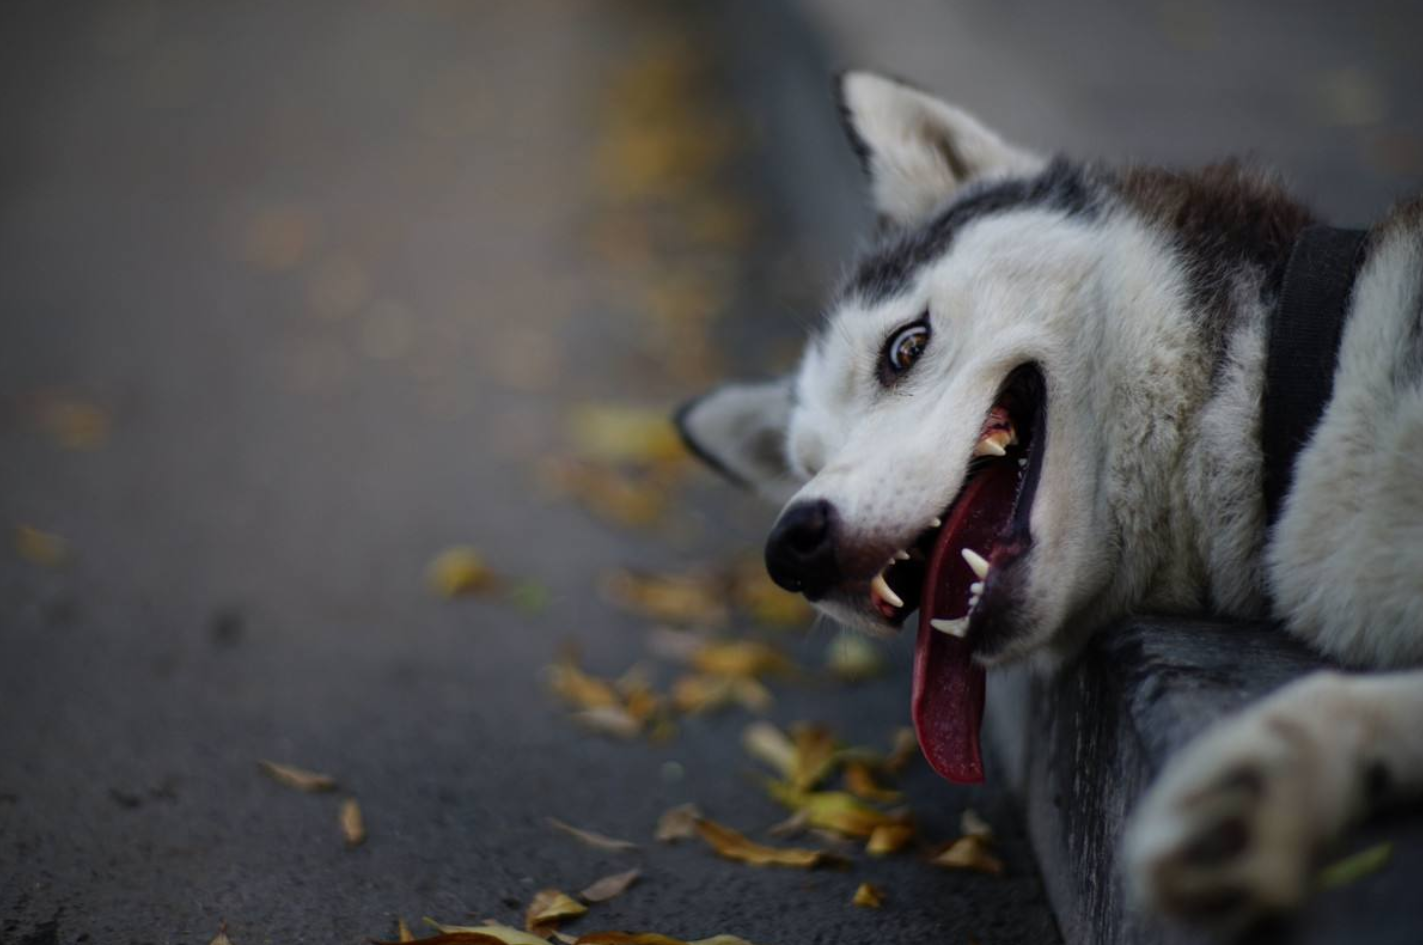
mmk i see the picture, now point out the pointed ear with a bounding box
[674,377,799,504]
[837,70,1043,226]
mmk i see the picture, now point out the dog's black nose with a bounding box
[765,499,840,600]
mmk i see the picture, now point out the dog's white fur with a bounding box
[677,71,1423,927]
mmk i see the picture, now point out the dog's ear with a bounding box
[674,377,799,504]
[837,71,1042,226]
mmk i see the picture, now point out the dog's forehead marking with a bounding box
[841,157,1100,307]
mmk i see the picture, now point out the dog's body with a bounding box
[677,72,1423,929]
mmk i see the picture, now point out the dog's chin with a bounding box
[813,597,903,639]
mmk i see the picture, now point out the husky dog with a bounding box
[676,71,1423,928]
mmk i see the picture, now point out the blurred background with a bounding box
[2,2,1419,943]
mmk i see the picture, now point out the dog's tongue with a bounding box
[912,460,1019,783]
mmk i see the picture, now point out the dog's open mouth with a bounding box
[868,363,1047,783]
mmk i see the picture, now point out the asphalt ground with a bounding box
[0,3,1060,944]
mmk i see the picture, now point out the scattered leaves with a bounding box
[526,889,588,934]
[931,835,1004,875]
[15,525,67,567]
[397,917,416,942]
[576,934,762,945]
[694,816,842,869]
[567,404,687,468]
[655,803,702,842]
[689,640,792,680]
[340,798,365,846]
[766,783,902,839]
[547,652,622,711]
[573,705,643,739]
[670,674,770,716]
[422,920,554,945]
[427,546,498,598]
[580,868,641,904]
[741,722,796,779]
[843,763,902,805]
[1317,841,1392,890]
[601,568,729,627]
[788,724,838,791]
[852,883,884,909]
[865,823,916,856]
[548,817,639,852]
[257,760,336,793]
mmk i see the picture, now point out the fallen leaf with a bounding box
[852,883,884,909]
[960,808,993,841]
[931,835,1004,875]
[865,822,915,856]
[669,674,735,715]
[210,925,233,945]
[601,569,728,626]
[654,802,701,842]
[694,816,841,868]
[427,546,498,598]
[567,404,687,467]
[573,705,643,739]
[397,917,416,942]
[579,868,641,903]
[340,798,365,846]
[15,525,67,567]
[766,809,811,838]
[788,724,838,791]
[424,919,554,945]
[741,722,796,779]
[689,640,792,679]
[1317,841,1392,889]
[883,728,919,774]
[548,817,639,852]
[373,936,508,945]
[257,760,336,793]
[843,763,902,805]
[526,889,588,933]
[576,935,763,945]
[547,653,622,711]
[824,630,884,681]
[766,783,901,838]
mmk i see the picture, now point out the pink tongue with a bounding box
[912,461,1019,784]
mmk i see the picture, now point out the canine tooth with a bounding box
[974,437,1008,458]
[930,617,969,638]
[961,548,990,579]
[970,581,984,595]
[871,572,904,609]
[894,550,911,561]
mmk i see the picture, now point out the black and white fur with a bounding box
[677,71,1423,929]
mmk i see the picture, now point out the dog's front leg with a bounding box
[1123,668,1423,931]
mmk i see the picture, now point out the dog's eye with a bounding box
[885,320,931,375]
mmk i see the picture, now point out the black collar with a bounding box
[1261,225,1369,525]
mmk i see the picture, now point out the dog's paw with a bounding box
[1124,674,1352,931]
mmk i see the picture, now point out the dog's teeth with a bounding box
[961,548,990,579]
[970,581,984,595]
[930,617,969,638]
[974,437,1008,458]
[871,572,904,610]
[894,550,911,562]
[929,517,943,529]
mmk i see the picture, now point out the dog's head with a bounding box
[677,73,1124,777]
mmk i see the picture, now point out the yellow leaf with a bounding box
[931,835,1005,875]
[15,525,67,567]
[741,722,796,778]
[579,868,641,904]
[654,802,701,842]
[601,569,728,626]
[547,817,639,852]
[843,763,902,805]
[567,404,687,467]
[526,889,588,933]
[427,546,498,598]
[397,917,415,942]
[789,724,838,791]
[766,783,900,839]
[693,816,842,869]
[573,705,643,739]
[340,798,365,846]
[669,674,735,715]
[546,653,623,711]
[257,760,336,793]
[852,883,884,909]
[210,926,233,945]
[865,823,915,856]
[425,919,554,945]
[689,640,791,679]
[824,630,884,681]
[883,727,919,775]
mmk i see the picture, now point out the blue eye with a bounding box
[886,320,930,374]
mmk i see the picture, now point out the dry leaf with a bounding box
[883,728,919,774]
[579,868,641,904]
[601,569,728,626]
[554,935,581,945]
[257,759,336,793]
[866,823,915,856]
[567,404,687,467]
[373,935,508,945]
[427,546,498,598]
[852,883,884,909]
[669,674,735,715]
[932,835,1005,875]
[788,724,838,791]
[340,798,365,846]
[694,817,841,868]
[824,630,884,681]
[210,925,233,945]
[576,934,762,945]
[573,705,643,739]
[655,803,701,842]
[689,641,792,679]
[960,808,993,841]
[547,653,623,710]
[741,722,796,779]
[423,920,554,945]
[526,889,588,933]
[843,763,902,805]
[548,817,639,852]
[765,809,810,838]
[397,917,415,942]
[15,525,67,567]
[766,783,900,839]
